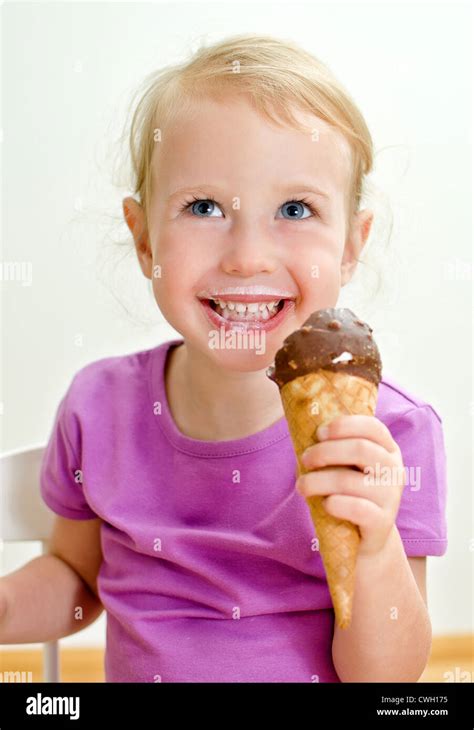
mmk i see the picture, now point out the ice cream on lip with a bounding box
[266,307,382,388]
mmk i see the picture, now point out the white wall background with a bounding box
[1,0,472,654]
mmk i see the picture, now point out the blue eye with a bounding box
[180,197,223,217]
[277,200,314,219]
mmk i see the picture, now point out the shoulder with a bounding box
[376,373,443,427]
[62,343,169,417]
[378,379,448,557]
[68,348,150,396]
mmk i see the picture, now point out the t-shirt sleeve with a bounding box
[390,405,448,556]
[40,382,98,520]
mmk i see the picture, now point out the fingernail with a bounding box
[317,425,329,440]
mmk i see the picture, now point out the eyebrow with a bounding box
[273,182,331,199]
[167,182,331,201]
[167,184,221,201]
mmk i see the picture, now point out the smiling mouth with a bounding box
[206,297,286,322]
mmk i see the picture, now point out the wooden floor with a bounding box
[1,635,472,682]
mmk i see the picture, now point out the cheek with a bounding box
[150,229,210,317]
[153,224,215,274]
[153,226,202,274]
[288,233,343,301]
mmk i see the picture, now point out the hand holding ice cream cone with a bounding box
[267,308,405,629]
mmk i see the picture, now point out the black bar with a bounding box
[0,681,472,727]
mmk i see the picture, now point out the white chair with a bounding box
[0,444,59,682]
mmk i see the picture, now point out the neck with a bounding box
[166,340,284,441]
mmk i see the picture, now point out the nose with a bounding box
[220,220,278,277]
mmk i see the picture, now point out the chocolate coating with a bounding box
[266,308,382,388]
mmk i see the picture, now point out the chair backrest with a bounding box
[1,444,60,682]
[0,444,53,541]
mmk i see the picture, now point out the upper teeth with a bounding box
[212,299,281,312]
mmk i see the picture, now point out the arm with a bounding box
[332,528,431,682]
[296,414,434,683]
[0,516,104,644]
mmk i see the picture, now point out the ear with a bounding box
[341,209,374,286]
[123,196,153,279]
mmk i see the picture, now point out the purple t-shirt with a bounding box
[40,338,448,682]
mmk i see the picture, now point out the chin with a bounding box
[205,336,272,366]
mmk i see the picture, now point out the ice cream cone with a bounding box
[280,369,378,629]
[266,308,382,630]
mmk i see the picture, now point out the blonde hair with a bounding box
[125,33,374,232]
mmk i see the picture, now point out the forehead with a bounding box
[153,95,352,197]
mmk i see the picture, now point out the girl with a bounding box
[1,34,447,682]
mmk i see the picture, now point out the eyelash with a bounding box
[177,195,319,217]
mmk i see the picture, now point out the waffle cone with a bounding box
[280,369,378,629]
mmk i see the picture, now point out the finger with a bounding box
[316,415,399,454]
[296,467,399,508]
[302,437,395,473]
[322,494,388,533]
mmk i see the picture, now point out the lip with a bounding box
[196,287,296,301]
[198,297,296,333]
[202,294,292,303]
